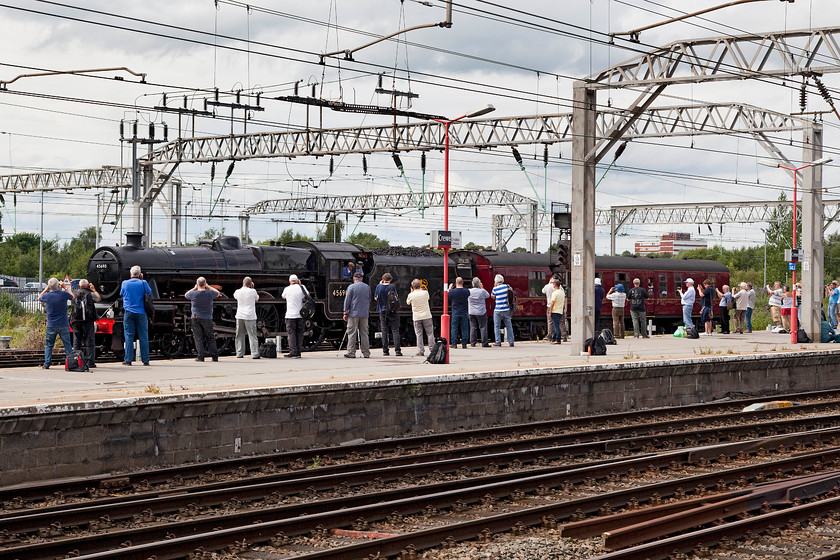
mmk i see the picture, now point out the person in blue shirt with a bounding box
[120,266,152,366]
[38,277,74,369]
[185,277,221,362]
[490,274,514,346]
[343,272,371,358]
[342,262,364,280]
[826,281,840,329]
[448,277,471,349]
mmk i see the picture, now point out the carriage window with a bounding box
[674,274,682,296]
[330,261,340,280]
[659,274,667,297]
[529,271,543,297]
[647,277,655,296]
[615,272,628,292]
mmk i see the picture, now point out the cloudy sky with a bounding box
[0,0,837,254]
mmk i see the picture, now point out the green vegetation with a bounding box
[0,226,98,279]
[0,292,46,350]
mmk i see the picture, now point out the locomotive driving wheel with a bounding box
[157,332,186,358]
[301,321,326,352]
[256,304,280,340]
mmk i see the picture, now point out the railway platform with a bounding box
[2,330,840,485]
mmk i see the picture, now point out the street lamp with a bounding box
[431,103,495,363]
[758,156,832,343]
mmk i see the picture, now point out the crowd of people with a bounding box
[39,260,840,369]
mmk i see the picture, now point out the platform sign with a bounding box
[788,262,797,271]
[430,230,462,249]
[784,249,800,262]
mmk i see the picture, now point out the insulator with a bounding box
[800,80,808,112]
[214,88,219,101]
[392,153,403,170]
[814,76,834,105]
[225,161,235,179]
[329,156,334,176]
[148,122,154,140]
[162,93,167,107]
[378,74,383,88]
[119,121,124,139]
[13,194,16,207]
[210,162,216,182]
[421,152,426,172]
[312,83,316,98]
[543,144,549,166]
[475,208,478,218]
[163,123,168,141]
[236,90,241,104]
[183,95,188,109]
[511,147,523,164]
[256,92,261,106]
[132,121,137,138]
[362,154,368,175]
[294,81,299,96]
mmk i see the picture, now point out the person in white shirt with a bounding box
[234,277,260,359]
[541,279,555,341]
[605,283,627,339]
[406,278,434,356]
[281,274,309,358]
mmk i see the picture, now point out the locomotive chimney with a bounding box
[125,232,144,249]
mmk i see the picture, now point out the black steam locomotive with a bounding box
[87,233,454,359]
[87,233,729,359]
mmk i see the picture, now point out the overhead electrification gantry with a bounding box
[570,25,840,350]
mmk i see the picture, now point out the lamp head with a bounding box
[811,156,833,166]
[758,159,780,168]
[466,104,495,118]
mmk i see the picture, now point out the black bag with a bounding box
[685,325,700,339]
[386,285,400,314]
[71,291,94,322]
[144,292,155,319]
[299,285,316,319]
[426,337,448,364]
[259,340,277,358]
[65,350,87,372]
[599,328,617,345]
[797,328,812,343]
[584,336,607,356]
[507,286,517,314]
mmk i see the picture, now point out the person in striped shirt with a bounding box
[490,274,514,346]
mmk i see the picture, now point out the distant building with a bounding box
[635,233,707,256]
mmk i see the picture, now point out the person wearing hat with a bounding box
[605,283,627,339]
[594,278,605,330]
[677,278,696,329]
[343,271,371,358]
[281,274,309,358]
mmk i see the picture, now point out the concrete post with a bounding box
[801,122,824,341]
[610,209,617,256]
[570,82,597,353]
[529,203,539,253]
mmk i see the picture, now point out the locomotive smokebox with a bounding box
[125,232,144,249]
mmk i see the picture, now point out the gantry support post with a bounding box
[801,122,825,342]
[570,82,598,353]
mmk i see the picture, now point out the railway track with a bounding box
[5,391,840,559]
[0,350,64,368]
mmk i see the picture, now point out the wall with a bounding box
[1,350,839,485]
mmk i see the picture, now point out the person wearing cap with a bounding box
[605,283,627,339]
[234,276,260,359]
[343,271,371,358]
[677,278,696,329]
[594,278,605,330]
[281,274,309,358]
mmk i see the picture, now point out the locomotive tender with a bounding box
[87,234,729,358]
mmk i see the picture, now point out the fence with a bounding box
[0,287,47,314]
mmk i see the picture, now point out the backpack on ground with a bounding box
[299,285,316,319]
[797,328,812,343]
[71,291,95,322]
[584,336,607,356]
[386,285,401,314]
[65,350,87,372]
[507,286,517,313]
[426,337,448,364]
[599,328,617,345]
[259,340,277,358]
[685,324,700,339]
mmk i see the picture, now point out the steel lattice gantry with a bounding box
[570,25,840,349]
[240,189,541,252]
[0,167,133,193]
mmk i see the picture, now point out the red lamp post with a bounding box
[431,104,495,363]
[759,156,832,343]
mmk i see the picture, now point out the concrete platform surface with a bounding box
[1,330,832,411]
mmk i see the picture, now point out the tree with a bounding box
[316,214,344,242]
[464,241,492,251]
[346,232,388,248]
[513,247,528,253]
[268,228,313,245]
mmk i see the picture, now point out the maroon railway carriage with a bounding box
[452,251,730,339]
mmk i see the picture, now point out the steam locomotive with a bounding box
[86,233,729,359]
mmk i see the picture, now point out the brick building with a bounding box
[635,232,707,256]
